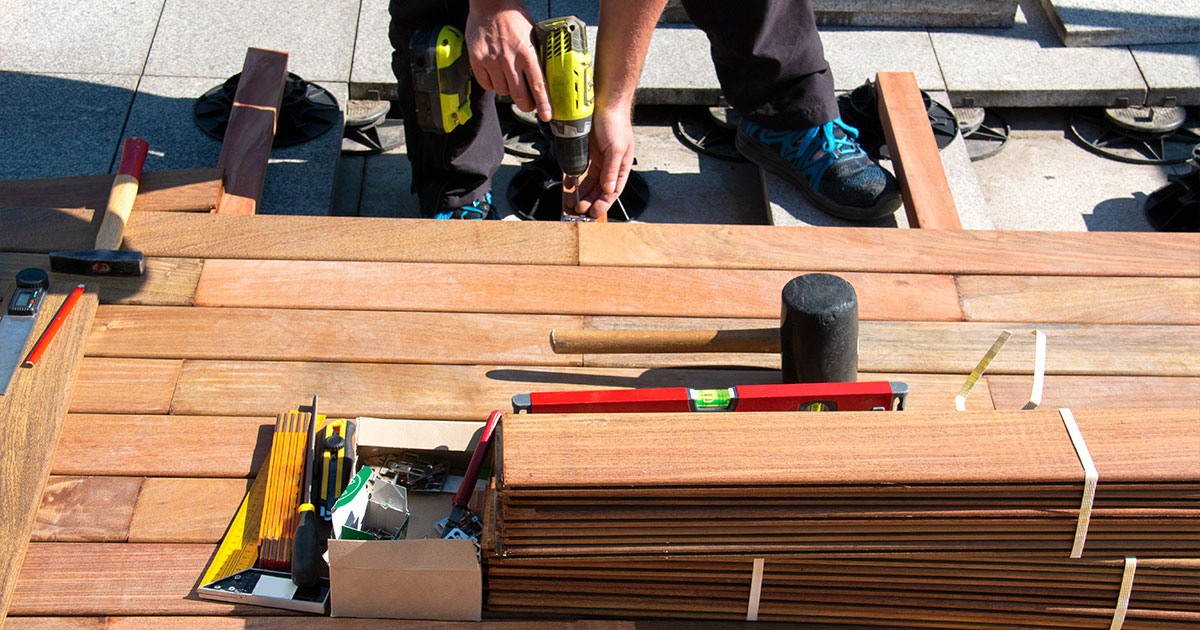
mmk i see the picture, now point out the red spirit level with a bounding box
[512,381,907,414]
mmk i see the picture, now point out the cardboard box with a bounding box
[327,418,485,621]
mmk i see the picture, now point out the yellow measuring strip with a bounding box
[201,469,268,585]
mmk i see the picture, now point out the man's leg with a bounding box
[683,0,900,221]
[389,0,503,218]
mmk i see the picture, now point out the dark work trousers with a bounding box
[388,0,837,214]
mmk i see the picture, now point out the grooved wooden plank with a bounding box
[33,477,143,542]
[1,210,581,264]
[9,544,256,616]
[95,617,772,629]
[580,317,1200,376]
[0,169,223,213]
[195,261,963,321]
[986,375,1200,411]
[957,276,1200,324]
[215,48,288,216]
[576,223,1200,277]
[70,358,181,414]
[128,478,251,543]
[1,253,200,307]
[86,306,581,366]
[2,618,107,630]
[0,286,98,626]
[876,72,961,230]
[52,415,273,478]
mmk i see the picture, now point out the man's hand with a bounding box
[465,0,552,122]
[569,106,634,219]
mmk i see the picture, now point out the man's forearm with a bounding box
[594,0,670,115]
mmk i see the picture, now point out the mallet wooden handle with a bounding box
[94,137,149,251]
[550,328,781,354]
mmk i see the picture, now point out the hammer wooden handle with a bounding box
[94,138,149,251]
[550,328,781,354]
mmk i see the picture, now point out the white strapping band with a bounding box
[1060,408,1098,558]
[1020,330,1047,410]
[746,557,765,621]
[1110,556,1138,630]
[955,330,1012,411]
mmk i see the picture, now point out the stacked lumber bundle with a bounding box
[485,409,1200,626]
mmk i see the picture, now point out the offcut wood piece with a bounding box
[0,284,97,626]
[215,48,289,215]
[86,306,581,366]
[987,375,1200,410]
[0,169,223,213]
[33,476,143,542]
[128,478,252,543]
[69,358,181,414]
[52,415,274,478]
[577,223,1200,277]
[958,275,1200,325]
[0,253,201,307]
[194,260,963,321]
[876,72,962,229]
[579,317,1200,377]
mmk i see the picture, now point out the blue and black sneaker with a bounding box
[425,189,498,220]
[736,117,901,221]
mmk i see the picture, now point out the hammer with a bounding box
[49,137,149,276]
[550,273,859,383]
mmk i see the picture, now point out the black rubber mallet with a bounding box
[49,137,148,276]
[549,273,859,383]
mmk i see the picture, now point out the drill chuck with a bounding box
[555,135,590,178]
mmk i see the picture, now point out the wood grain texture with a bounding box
[53,415,273,478]
[86,306,581,366]
[577,223,1200,277]
[128,478,252,543]
[215,48,288,215]
[1073,408,1200,482]
[2,618,106,630]
[0,286,97,626]
[69,617,780,629]
[0,253,200,307]
[2,210,580,264]
[0,169,222,213]
[33,477,143,542]
[195,260,963,321]
[69,358,181,414]
[957,275,1200,324]
[875,72,961,230]
[579,317,1200,376]
[987,375,1200,410]
[168,361,988,420]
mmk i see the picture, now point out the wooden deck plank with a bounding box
[0,169,222,213]
[215,48,288,215]
[957,276,1200,325]
[33,477,143,543]
[3,618,106,630]
[876,72,961,230]
[128,478,251,543]
[195,261,963,321]
[987,375,1200,411]
[0,253,200,307]
[576,223,1200,277]
[70,358,181,414]
[7,617,774,629]
[86,306,581,366]
[53,415,273,478]
[0,286,98,626]
[580,317,1200,377]
[0,210,581,265]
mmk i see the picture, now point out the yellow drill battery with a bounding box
[410,25,473,134]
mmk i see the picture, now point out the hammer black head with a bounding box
[48,249,144,276]
[779,273,859,384]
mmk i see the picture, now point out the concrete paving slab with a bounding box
[969,109,1186,231]
[1132,43,1200,107]
[814,0,1019,28]
[1039,0,1200,47]
[930,0,1147,107]
[126,76,345,215]
[0,0,162,76]
[145,0,358,82]
[0,72,137,180]
[820,29,946,92]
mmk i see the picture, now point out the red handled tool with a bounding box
[436,409,502,541]
[21,283,86,368]
[512,381,908,414]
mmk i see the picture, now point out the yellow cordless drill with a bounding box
[535,16,595,214]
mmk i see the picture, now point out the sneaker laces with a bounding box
[777,118,862,164]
